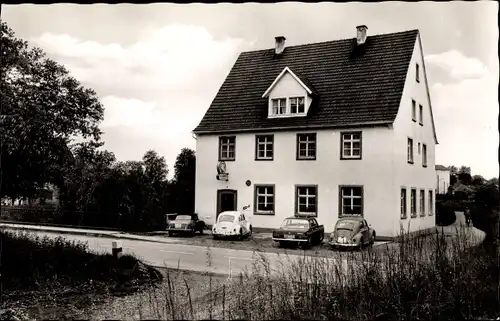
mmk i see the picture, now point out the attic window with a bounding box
[272,98,287,115]
[290,97,305,114]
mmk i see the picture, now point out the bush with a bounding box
[436,200,457,226]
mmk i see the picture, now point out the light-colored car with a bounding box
[212,211,252,240]
[329,216,376,250]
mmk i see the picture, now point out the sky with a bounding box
[3,2,499,179]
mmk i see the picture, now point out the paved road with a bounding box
[4,229,350,278]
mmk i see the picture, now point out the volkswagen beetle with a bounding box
[329,216,376,250]
[212,211,252,240]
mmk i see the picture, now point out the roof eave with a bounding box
[192,120,393,135]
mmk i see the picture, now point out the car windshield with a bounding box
[218,215,235,223]
[336,221,356,231]
[282,219,309,229]
[176,215,192,221]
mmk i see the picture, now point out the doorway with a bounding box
[217,189,237,219]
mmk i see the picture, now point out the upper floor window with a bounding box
[290,97,305,114]
[428,190,434,215]
[296,133,316,160]
[407,138,414,164]
[295,185,318,217]
[255,135,274,161]
[219,136,235,161]
[272,98,287,115]
[411,99,416,122]
[419,104,423,125]
[416,63,420,83]
[341,132,362,160]
[422,144,427,167]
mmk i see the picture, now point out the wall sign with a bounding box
[216,161,229,181]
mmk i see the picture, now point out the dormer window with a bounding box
[290,97,305,114]
[272,98,287,115]
[262,66,314,119]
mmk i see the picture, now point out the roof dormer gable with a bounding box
[262,66,315,119]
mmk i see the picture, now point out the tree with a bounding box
[173,148,196,214]
[472,175,486,187]
[1,22,104,200]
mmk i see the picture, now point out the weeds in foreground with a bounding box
[132,224,498,320]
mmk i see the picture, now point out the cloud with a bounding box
[432,73,498,178]
[425,50,489,80]
[30,24,255,173]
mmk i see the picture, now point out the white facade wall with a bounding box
[195,126,400,237]
[391,34,437,235]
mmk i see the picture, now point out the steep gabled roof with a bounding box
[262,66,315,98]
[435,165,449,171]
[193,29,419,134]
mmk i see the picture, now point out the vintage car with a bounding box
[272,216,324,248]
[165,213,206,236]
[212,211,252,240]
[329,216,376,249]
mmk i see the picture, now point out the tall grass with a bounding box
[132,223,498,320]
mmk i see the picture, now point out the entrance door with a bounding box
[217,189,237,219]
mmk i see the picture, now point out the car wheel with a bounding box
[248,225,252,236]
[359,237,364,250]
[278,241,285,248]
[199,226,204,235]
[303,237,312,249]
[238,229,243,240]
[319,233,324,243]
[213,235,218,240]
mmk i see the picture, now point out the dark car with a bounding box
[165,214,205,236]
[272,216,324,248]
[329,216,376,250]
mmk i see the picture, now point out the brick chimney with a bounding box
[275,36,286,55]
[356,25,368,45]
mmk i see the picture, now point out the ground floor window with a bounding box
[295,185,318,216]
[410,188,417,217]
[420,189,426,216]
[428,190,434,215]
[339,186,363,216]
[401,188,407,219]
[254,185,275,215]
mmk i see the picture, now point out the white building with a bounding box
[193,26,438,238]
[435,165,451,194]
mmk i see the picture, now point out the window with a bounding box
[295,185,318,216]
[416,63,420,83]
[255,135,274,160]
[420,189,425,216]
[290,97,305,114]
[296,133,316,160]
[401,188,407,219]
[407,138,414,163]
[254,185,275,215]
[341,132,362,160]
[272,98,287,115]
[219,136,236,161]
[339,186,363,217]
[428,190,434,215]
[410,188,417,217]
[422,144,427,167]
[419,104,423,125]
[412,99,416,122]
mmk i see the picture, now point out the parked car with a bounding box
[272,216,324,248]
[212,211,252,240]
[165,214,205,236]
[329,216,376,250]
